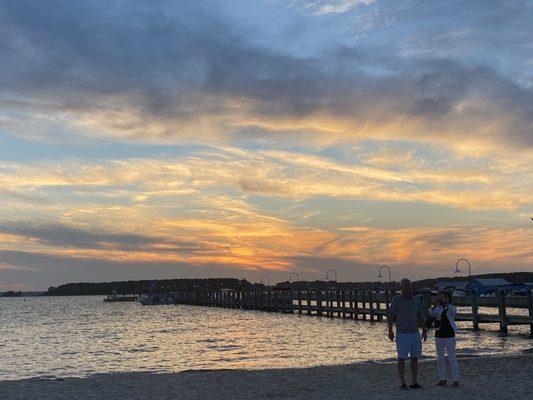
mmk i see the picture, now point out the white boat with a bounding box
[139,292,177,305]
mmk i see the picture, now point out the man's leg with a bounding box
[409,332,423,387]
[410,357,418,384]
[395,333,408,386]
[397,358,406,385]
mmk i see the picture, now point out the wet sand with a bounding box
[1,354,532,400]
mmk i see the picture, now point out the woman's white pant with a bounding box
[435,337,459,382]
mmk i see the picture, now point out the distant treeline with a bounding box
[1,291,45,297]
[1,290,24,297]
[45,278,255,296]
[44,272,533,296]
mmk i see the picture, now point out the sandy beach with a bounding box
[2,354,532,400]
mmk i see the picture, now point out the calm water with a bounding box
[0,296,531,381]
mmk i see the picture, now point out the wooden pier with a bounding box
[173,289,533,336]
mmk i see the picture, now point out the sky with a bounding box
[0,0,532,290]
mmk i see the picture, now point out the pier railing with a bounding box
[172,289,533,336]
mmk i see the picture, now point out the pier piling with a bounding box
[471,293,479,330]
[497,290,508,334]
[527,289,533,338]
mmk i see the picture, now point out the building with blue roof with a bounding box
[466,278,513,295]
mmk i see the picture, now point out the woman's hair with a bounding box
[440,290,453,303]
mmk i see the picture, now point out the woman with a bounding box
[429,290,459,387]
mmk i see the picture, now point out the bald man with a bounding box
[388,278,427,390]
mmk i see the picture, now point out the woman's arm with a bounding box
[429,305,443,318]
[447,303,457,318]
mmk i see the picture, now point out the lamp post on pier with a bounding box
[260,274,270,288]
[454,258,471,276]
[325,269,338,286]
[378,265,392,283]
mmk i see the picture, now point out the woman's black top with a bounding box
[435,307,455,338]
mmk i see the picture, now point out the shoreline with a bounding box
[2,354,532,400]
[2,348,531,382]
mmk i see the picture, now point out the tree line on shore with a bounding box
[43,272,533,296]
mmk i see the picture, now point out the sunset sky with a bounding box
[0,0,532,290]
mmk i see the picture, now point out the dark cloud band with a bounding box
[0,0,531,147]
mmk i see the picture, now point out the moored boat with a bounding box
[139,292,177,305]
[104,295,138,302]
[103,290,138,302]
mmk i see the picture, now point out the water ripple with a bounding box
[0,296,531,380]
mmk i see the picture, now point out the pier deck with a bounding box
[172,289,533,336]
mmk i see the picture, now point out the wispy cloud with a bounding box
[0,145,531,288]
[289,0,375,15]
[0,145,530,211]
[1,222,530,289]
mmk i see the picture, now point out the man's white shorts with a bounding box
[396,332,422,359]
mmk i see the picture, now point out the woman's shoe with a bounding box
[436,380,447,386]
[452,381,459,388]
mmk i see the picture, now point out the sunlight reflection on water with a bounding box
[0,296,531,380]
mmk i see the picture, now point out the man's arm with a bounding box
[418,303,427,342]
[388,299,396,341]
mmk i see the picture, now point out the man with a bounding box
[388,278,427,390]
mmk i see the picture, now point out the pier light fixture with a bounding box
[289,272,300,282]
[260,274,270,287]
[378,265,392,283]
[325,269,338,282]
[454,258,471,276]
